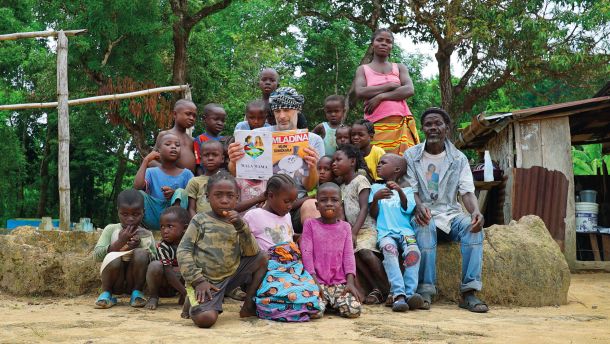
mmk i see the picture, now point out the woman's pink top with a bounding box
[363,63,413,123]
[300,218,356,285]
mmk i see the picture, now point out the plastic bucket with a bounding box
[579,190,597,203]
[575,202,599,233]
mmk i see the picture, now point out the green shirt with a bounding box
[186,175,211,214]
[92,223,157,262]
[177,212,259,285]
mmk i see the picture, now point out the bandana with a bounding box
[269,87,304,111]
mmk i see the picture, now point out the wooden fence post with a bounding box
[57,31,70,231]
[184,85,194,137]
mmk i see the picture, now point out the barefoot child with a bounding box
[145,206,191,317]
[134,133,193,230]
[177,171,267,328]
[151,99,197,173]
[352,119,385,181]
[335,124,351,147]
[369,154,424,312]
[194,103,226,176]
[235,100,271,131]
[93,189,157,308]
[313,95,346,156]
[186,140,225,218]
[245,174,321,321]
[301,182,362,318]
[332,144,389,304]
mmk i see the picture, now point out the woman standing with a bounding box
[354,29,419,155]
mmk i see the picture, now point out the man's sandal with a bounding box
[95,291,117,309]
[130,290,147,308]
[420,293,432,310]
[363,288,384,305]
[406,293,425,310]
[459,293,489,313]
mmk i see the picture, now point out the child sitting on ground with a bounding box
[151,99,197,173]
[313,95,346,156]
[301,182,362,318]
[93,189,157,309]
[244,174,321,322]
[134,133,193,230]
[335,124,351,147]
[352,119,385,181]
[186,140,225,218]
[145,206,191,317]
[332,144,389,304]
[194,103,226,176]
[369,154,424,312]
[177,171,267,328]
[235,100,270,131]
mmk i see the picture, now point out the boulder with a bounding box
[436,215,571,306]
[0,216,571,306]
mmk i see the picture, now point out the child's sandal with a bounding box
[363,288,384,305]
[130,290,147,308]
[95,291,117,309]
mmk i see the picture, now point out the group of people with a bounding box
[93,28,488,329]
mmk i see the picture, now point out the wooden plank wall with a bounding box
[513,117,576,269]
[486,124,514,225]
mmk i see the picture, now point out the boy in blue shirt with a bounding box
[369,154,424,312]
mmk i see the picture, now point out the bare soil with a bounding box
[1,273,608,344]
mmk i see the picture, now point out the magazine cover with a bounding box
[234,130,273,180]
[272,130,310,183]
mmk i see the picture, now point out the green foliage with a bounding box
[0,123,26,225]
[572,144,610,176]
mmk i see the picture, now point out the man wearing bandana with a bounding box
[228,87,324,233]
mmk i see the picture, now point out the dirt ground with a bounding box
[1,273,608,344]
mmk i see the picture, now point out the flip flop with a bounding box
[459,293,489,313]
[391,297,409,312]
[226,287,246,301]
[130,290,147,308]
[407,293,424,310]
[363,288,384,305]
[95,291,117,309]
[385,294,394,307]
[420,293,432,310]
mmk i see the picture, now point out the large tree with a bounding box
[296,0,610,123]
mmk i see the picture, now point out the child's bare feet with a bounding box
[145,296,159,310]
[239,302,257,318]
[180,310,190,319]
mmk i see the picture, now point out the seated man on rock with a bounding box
[404,107,488,313]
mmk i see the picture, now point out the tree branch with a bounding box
[185,0,233,30]
[454,45,480,96]
[101,35,125,67]
[461,67,513,113]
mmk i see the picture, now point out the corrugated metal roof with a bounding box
[456,96,610,149]
[512,166,569,251]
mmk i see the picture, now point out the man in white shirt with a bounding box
[404,107,487,313]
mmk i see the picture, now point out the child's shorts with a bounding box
[186,252,262,316]
[355,227,379,253]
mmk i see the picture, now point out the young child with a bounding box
[145,206,191,317]
[352,119,386,181]
[245,174,321,322]
[299,156,338,225]
[313,95,346,156]
[194,103,226,176]
[177,171,267,328]
[335,124,351,146]
[369,154,424,312]
[186,140,225,218]
[235,100,270,131]
[152,99,197,173]
[332,144,389,305]
[259,68,307,129]
[134,133,193,230]
[93,189,157,308]
[301,182,362,318]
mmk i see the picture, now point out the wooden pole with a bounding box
[57,31,70,231]
[0,29,87,41]
[0,85,190,111]
[183,85,194,137]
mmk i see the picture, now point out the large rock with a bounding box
[436,215,571,306]
[0,216,570,306]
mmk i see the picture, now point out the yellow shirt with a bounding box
[185,175,211,214]
[364,145,386,180]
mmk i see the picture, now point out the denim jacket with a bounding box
[404,140,474,233]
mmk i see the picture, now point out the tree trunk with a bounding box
[172,23,189,86]
[108,143,127,219]
[37,125,53,217]
[57,31,71,231]
[436,48,454,121]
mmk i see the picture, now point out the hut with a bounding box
[456,83,610,271]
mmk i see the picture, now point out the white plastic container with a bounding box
[483,150,494,181]
[575,202,599,233]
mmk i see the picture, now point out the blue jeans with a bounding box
[379,234,420,299]
[411,213,483,295]
[140,189,188,230]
